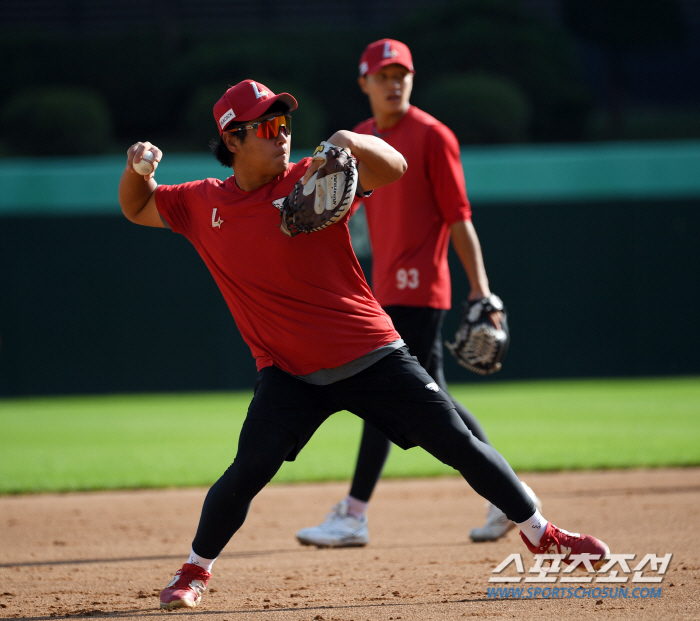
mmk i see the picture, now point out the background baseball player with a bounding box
[296,39,540,548]
[117,78,609,610]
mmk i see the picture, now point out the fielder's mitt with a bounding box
[280,141,358,237]
[445,294,510,375]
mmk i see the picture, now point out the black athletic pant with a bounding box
[191,350,535,559]
[350,306,490,502]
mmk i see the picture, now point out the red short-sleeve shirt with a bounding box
[354,105,471,309]
[155,159,399,376]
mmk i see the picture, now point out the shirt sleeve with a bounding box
[155,183,194,234]
[425,123,472,225]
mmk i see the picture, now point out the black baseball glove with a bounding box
[445,294,510,375]
[280,141,358,237]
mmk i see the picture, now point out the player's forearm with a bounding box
[327,130,407,190]
[119,169,157,221]
[119,142,164,227]
[450,220,491,299]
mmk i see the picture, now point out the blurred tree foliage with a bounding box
[396,0,594,142]
[416,72,532,144]
[0,0,634,156]
[1,87,113,156]
[562,0,689,139]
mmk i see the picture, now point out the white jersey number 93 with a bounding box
[396,268,419,290]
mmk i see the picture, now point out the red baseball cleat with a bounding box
[159,563,211,610]
[520,522,610,570]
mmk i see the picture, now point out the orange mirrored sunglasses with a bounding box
[226,114,292,138]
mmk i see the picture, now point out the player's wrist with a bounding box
[468,289,491,301]
[324,130,354,154]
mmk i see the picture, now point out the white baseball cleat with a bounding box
[296,499,369,548]
[469,481,542,542]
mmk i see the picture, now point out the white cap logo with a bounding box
[359,61,368,76]
[383,42,398,59]
[252,82,269,99]
[219,108,235,130]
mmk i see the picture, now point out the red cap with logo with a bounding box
[358,39,415,77]
[213,79,298,135]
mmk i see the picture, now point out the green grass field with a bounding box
[1,377,698,494]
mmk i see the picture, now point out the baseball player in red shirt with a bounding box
[119,78,609,610]
[296,39,540,549]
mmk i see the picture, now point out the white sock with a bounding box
[345,495,369,520]
[516,509,549,546]
[188,548,216,573]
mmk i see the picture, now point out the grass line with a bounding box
[1,377,698,494]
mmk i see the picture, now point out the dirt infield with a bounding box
[2,468,699,620]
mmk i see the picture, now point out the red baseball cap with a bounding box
[213,79,298,135]
[358,39,415,77]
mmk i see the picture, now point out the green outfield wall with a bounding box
[1,141,699,395]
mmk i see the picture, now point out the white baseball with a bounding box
[133,151,156,175]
